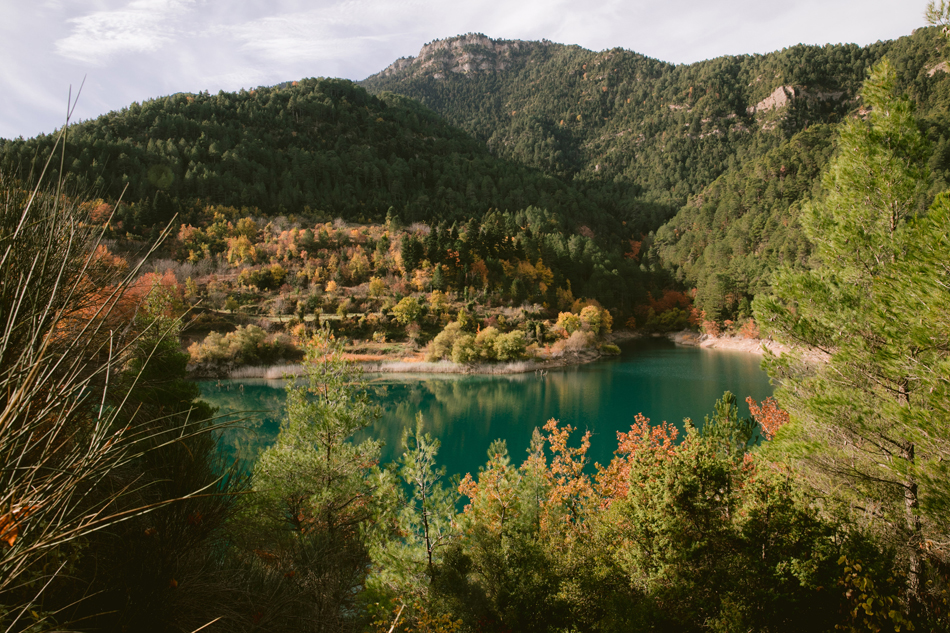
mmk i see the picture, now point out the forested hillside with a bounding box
[361,33,890,208]
[363,28,950,320]
[0,78,638,236]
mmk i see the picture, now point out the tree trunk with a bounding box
[902,441,921,616]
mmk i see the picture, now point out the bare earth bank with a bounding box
[667,331,785,355]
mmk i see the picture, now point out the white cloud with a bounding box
[0,0,932,139]
[214,1,427,66]
[55,0,197,64]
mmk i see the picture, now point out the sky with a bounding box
[0,0,930,140]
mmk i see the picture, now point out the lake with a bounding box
[199,337,774,478]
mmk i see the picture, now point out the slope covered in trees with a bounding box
[0,78,635,235]
[361,33,891,210]
[5,27,950,325]
[363,28,950,320]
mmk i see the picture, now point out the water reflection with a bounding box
[199,338,773,478]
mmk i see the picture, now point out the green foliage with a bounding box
[392,296,422,326]
[754,59,950,617]
[555,311,582,334]
[450,333,478,364]
[238,263,287,290]
[368,275,386,297]
[493,330,527,361]
[362,33,902,223]
[427,322,527,363]
[455,307,476,332]
[655,125,835,321]
[245,329,387,631]
[425,321,463,361]
[838,556,917,633]
[187,324,298,370]
[603,403,843,631]
[700,391,758,459]
[474,326,500,360]
[0,78,636,233]
[371,415,459,599]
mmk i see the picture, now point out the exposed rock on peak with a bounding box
[369,33,539,80]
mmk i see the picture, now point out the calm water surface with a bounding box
[199,338,773,478]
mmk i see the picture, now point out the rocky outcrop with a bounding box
[747,85,795,114]
[928,60,949,77]
[746,84,847,115]
[369,33,535,80]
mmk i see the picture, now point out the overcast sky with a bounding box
[0,0,930,140]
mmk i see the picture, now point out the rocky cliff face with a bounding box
[370,33,537,80]
[746,84,847,115]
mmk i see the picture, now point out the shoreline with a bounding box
[193,330,643,380]
[667,330,828,364]
[193,330,797,381]
[666,330,784,355]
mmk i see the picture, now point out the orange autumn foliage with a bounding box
[458,445,519,538]
[739,319,760,339]
[596,413,679,504]
[624,238,642,261]
[746,396,789,440]
[648,290,691,313]
[459,419,597,537]
[536,419,594,530]
[0,506,36,548]
[52,266,181,347]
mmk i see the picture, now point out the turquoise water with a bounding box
[199,338,773,478]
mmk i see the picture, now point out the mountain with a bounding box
[361,33,885,208]
[363,28,950,319]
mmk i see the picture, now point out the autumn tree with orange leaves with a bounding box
[433,394,850,633]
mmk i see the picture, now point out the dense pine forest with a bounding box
[362,26,950,319]
[4,9,950,633]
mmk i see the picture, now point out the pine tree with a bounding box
[753,59,950,615]
[247,328,385,629]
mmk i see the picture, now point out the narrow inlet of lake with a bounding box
[199,337,774,479]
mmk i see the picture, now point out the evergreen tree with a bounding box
[754,59,950,616]
[371,414,459,605]
[247,328,385,631]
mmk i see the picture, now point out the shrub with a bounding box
[551,330,595,355]
[188,324,298,368]
[556,312,582,335]
[428,289,449,316]
[451,334,478,364]
[392,296,422,326]
[426,322,463,361]
[579,305,602,334]
[475,326,500,360]
[238,263,287,290]
[494,330,527,361]
[368,276,386,297]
